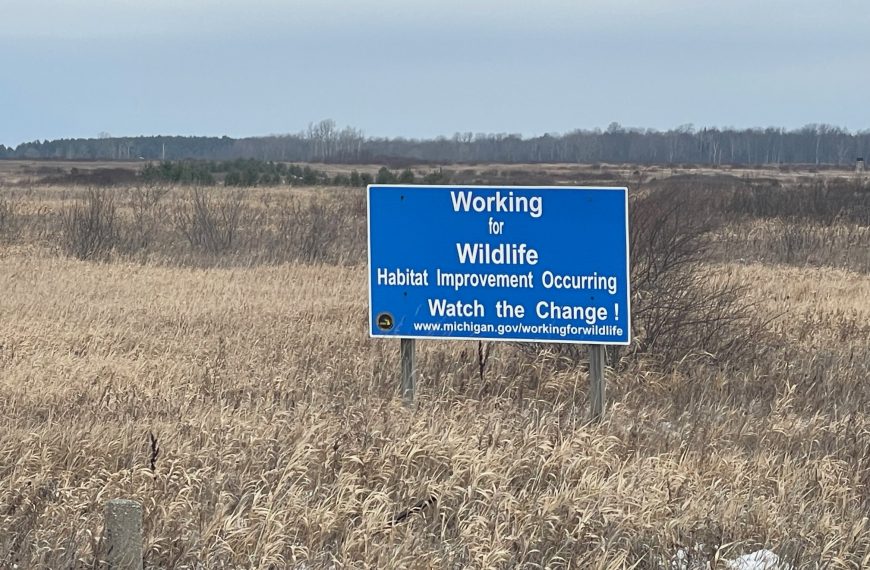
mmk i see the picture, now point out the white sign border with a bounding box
[366,184,632,346]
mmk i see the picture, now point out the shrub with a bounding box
[422,168,450,184]
[726,179,870,226]
[127,186,168,252]
[624,187,761,368]
[270,192,366,264]
[276,200,330,263]
[398,168,415,184]
[224,171,242,186]
[141,161,215,186]
[527,185,762,371]
[173,189,245,255]
[302,166,320,185]
[59,189,121,260]
[39,167,139,187]
[375,167,397,184]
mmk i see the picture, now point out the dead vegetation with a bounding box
[0,168,868,568]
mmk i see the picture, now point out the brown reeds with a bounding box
[0,171,868,568]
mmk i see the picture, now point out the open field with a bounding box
[0,159,862,189]
[1,165,869,568]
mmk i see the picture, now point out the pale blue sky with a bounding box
[2,0,869,146]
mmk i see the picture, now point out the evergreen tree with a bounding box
[398,168,415,184]
[375,167,397,184]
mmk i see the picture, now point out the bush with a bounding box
[39,167,139,187]
[301,166,321,185]
[624,187,761,368]
[726,179,870,225]
[224,171,242,186]
[375,167,397,184]
[59,189,121,260]
[127,187,168,252]
[269,192,366,264]
[422,168,450,184]
[398,168,415,184]
[141,161,215,186]
[173,189,245,255]
[275,200,330,263]
[527,186,762,371]
[242,168,260,187]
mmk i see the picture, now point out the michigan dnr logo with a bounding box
[376,312,394,331]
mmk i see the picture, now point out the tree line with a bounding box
[3,120,869,166]
[139,159,451,187]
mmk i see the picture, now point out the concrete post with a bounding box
[105,499,143,570]
[401,338,416,404]
[589,344,606,422]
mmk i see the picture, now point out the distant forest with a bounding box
[2,120,869,166]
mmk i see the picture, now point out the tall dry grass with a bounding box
[0,173,868,568]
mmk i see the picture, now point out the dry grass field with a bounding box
[0,165,869,568]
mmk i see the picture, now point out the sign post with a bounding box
[400,337,416,404]
[589,344,605,421]
[368,185,630,415]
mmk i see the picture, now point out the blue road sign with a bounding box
[367,185,631,344]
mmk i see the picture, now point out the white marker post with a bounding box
[105,499,143,570]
